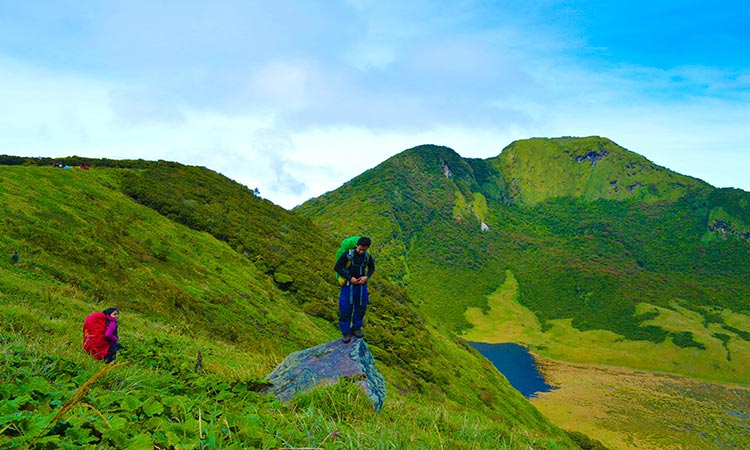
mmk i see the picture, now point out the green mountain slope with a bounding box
[496,136,709,205]
[295,145,504,318]
[296,137,750,384]
[0,162,577,448]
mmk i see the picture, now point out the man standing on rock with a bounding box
[334,237,375,343]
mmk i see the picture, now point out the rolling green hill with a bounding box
[296,137,750,384]
[0,162,579,448]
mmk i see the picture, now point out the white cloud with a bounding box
[108,86,187,126]
[1,1,749,209]
[0,57,113,154]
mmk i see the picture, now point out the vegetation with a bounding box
[463,270,750,384]
[5,134,749,449]
[296,138,750,383]
[495,136,710,205]
[0,163,577,448]
[296,137,750,448]
[531,357,750,450]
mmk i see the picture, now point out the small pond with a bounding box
[469,342,555,399]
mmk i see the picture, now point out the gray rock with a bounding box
[263,338,386,412]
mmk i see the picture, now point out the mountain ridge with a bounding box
[494,136,710,205]
[296,136,750,385]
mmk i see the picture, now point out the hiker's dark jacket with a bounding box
[334,251,375,282]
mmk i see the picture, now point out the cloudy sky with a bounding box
[1,1,748,208]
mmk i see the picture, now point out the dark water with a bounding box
[469,342,555,399]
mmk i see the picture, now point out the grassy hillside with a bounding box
[0,163,578,449]
[296,138,750,384]
[296,145,508,329]
[296,137,750,448]
[495,136,709,205]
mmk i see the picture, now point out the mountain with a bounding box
[4,136,748,448]
[493,136,710,204]
[296,136,750,447]
[295,136,750,383]
[0,160,579,448]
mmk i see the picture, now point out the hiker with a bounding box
[334,236,375,343]
[10,250,18,265]
[83,307,122,363]
[103,308,122,363]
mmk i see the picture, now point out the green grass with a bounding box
[463,271,750,449]
[463,270,750,384]
[495,136,709,205]
[0,163,578,449]
[298,140,750,345]
[296,138,750,449]
[531,357,750,450]
[0,299,572,449]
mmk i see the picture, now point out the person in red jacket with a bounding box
[83,307,122,363]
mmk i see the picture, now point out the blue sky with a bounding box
[1,0,748,208]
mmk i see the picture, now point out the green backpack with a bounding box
[335,236,369,285]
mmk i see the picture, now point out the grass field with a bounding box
[463,270,750,383]
[532,358,750,450]
[463,270,750,449]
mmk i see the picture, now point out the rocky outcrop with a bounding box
[263,339,386,412]
[575,150,609,166]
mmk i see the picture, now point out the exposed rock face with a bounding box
[263,339,386,412]
[575,150,609,166]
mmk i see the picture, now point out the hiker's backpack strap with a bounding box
[347,249,370,277]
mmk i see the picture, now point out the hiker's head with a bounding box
[103,308,120,318]
[356,236,371,254]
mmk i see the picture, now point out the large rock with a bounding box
[263,339,386,412]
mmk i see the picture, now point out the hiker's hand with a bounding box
[359,276,368,284]
[350,277,359,284]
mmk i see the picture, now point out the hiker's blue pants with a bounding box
[339,284,369,336]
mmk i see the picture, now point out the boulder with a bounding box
[263,339,386,412]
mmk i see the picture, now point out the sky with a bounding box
[1,0,749,209]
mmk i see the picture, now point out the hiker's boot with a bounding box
[342,334,352,344]
[352,330,365,339]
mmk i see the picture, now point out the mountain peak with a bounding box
[495,136,708,204]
